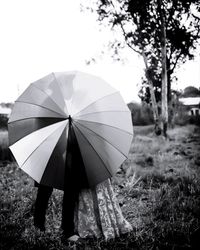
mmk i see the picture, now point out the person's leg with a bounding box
[34,184,53,231]
[61,122,87,238]
[61,186,78,237]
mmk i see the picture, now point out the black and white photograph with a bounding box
[0,0,200,249]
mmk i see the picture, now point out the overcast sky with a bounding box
[0,0,199,104]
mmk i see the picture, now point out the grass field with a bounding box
[0,125,200,249]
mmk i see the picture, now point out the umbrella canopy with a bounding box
[8,71,133,190]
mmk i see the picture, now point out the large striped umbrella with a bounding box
[8,71,133,190]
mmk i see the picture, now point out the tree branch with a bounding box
[108,0,142,55]
[192,13,200,21]
[170,50,183,73]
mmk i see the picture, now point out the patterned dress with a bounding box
[74,179,132,240]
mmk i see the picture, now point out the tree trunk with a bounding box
[158,0,168,138]
[166,57,175,128]
[167,71,175,129]
[166,58,172,104]
[142,52,161,135]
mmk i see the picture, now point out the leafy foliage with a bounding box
[0,116,8,130]
[181,86,200,97]
[84,0,200,103]
[128,102,154,125]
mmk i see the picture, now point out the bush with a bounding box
[0,130,12,162]
[189,115,200,126]
[128,102,154,126]
[0,115,8,130]
[174,113,191,126]
[174,114,200,126]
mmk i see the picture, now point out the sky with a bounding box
[0,0,199,104]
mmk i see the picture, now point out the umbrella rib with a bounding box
[74,119,133,136]
[15,101,68,118]
[32,83,67,116]
[73,91,119,117]
[72,122,113,177]
[73,120,128,158]
[8,117,66,125]
[20,122,68,169]
[74,110,130,118]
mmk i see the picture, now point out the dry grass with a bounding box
[1,125,200,249]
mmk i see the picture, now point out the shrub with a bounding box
[0,115,8,130]
[174,114,200,126]
[0,130,12,162]
[174,113,191,126]
[128,102,154,126]
[189,115,200,126]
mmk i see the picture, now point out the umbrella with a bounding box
[8,71,133,190]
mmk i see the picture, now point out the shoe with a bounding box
[67,235,80,242]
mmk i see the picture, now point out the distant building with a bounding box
[179,97,200,116]
[0,106,12,117]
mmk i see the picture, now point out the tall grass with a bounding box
[120,125,200,249]
[1,125,200,249]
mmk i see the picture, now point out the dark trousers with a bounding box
[34,184,53,230]
[34,183,76,236]
[61,174,79,237]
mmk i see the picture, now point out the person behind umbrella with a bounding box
[34,116,81,238]
[73,179,133,240]
[34,116,133,240]
[63,117,133,240]
[34,115,90,238]
[8,71,133,240]
[34,168,133,241]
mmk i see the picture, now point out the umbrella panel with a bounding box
[74,111,133,134]
[73,124,111,187]
[32,73,68,115]
[10,120,68,181]
[9,102,65,123]
[54,71,117,116]
[73,91,128,117]
[8,117,66,145]
[20,120,67,183]
[73,119,133,156]
[40,127,67,190]
[74,122,126,176]
[17,83,67,117]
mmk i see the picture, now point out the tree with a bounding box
[182,86,200,97]
[158,0,168,137]
[83,0,200,136]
